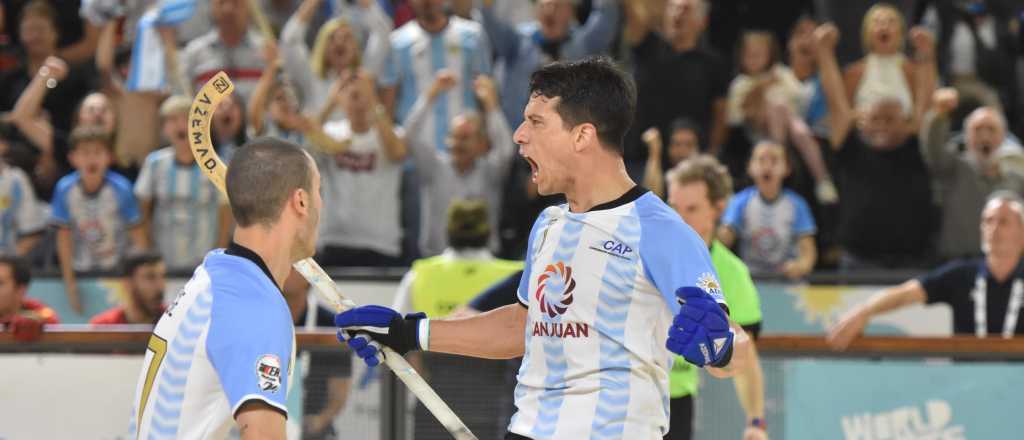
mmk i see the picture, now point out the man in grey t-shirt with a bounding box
[404,73,516,257]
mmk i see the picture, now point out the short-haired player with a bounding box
[335,58,746,439]
[131,137,322,440]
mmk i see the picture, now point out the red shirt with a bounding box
[89,305,165,325]
[0,298,61,325]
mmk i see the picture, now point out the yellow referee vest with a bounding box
[411,254,524,318]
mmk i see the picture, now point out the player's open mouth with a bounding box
[525,156,539,181]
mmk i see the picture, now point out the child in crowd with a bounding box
[51,126,143,313]
[719,141,817,279]
[727,30,838,204]
[135,95,231,272]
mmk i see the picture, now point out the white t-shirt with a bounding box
[316,120,404,256]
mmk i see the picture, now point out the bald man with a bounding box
[920,88,1024,261]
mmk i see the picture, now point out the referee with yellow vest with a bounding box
[665,155,766,440]
[391,199,523,317]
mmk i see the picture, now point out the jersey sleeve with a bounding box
[917,260,974,305]
[790,192,817,235]
[720,189,749,230]
[206,279,294,417]
[638,199,726,315]
[517,210,552,305]
[49,176,74,227]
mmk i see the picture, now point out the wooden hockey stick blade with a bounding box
[188,72,478,440]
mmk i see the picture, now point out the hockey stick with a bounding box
[189,71,478,440]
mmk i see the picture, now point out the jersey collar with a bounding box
[225,241,281,292]
[586,185,648,213]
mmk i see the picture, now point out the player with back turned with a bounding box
[131,137,323,440]
[335,57,748,439]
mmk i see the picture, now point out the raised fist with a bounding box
[428,69,458,100]
[909,26,936,59]
[813,23,840,52]
[473,75,499,112]
[932,87,959,116]
[40,56,69,81]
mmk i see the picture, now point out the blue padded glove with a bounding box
[666,286,734,368]
[335,305,427,367]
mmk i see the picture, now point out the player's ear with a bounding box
[291,188,307,213]
[572,123,597,152]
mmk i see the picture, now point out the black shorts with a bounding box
[664,395,694,440]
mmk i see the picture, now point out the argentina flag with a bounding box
[126,0,196,92]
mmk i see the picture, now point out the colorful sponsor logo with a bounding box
[535,261,576,318]
[256,354,282,393]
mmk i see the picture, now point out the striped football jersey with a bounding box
[509,187,726,439]
[131,245,295,439]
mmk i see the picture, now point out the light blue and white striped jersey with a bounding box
[511,187,726,439]
[131,245,295,439]
[382,16,491,150]
[721,187,817,274]
[0,164,46,254]
[135,147,227,271]
[50,171,141,271]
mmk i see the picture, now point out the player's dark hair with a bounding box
[666,154,734,205]
[528,57,636,154]
[226,136,313,227]
[123,251,164,277]
[0,254,31,287]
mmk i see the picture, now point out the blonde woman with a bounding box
[280,0,392,119]
[843,3,937,132]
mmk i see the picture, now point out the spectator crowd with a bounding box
[2,0,1024,311]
